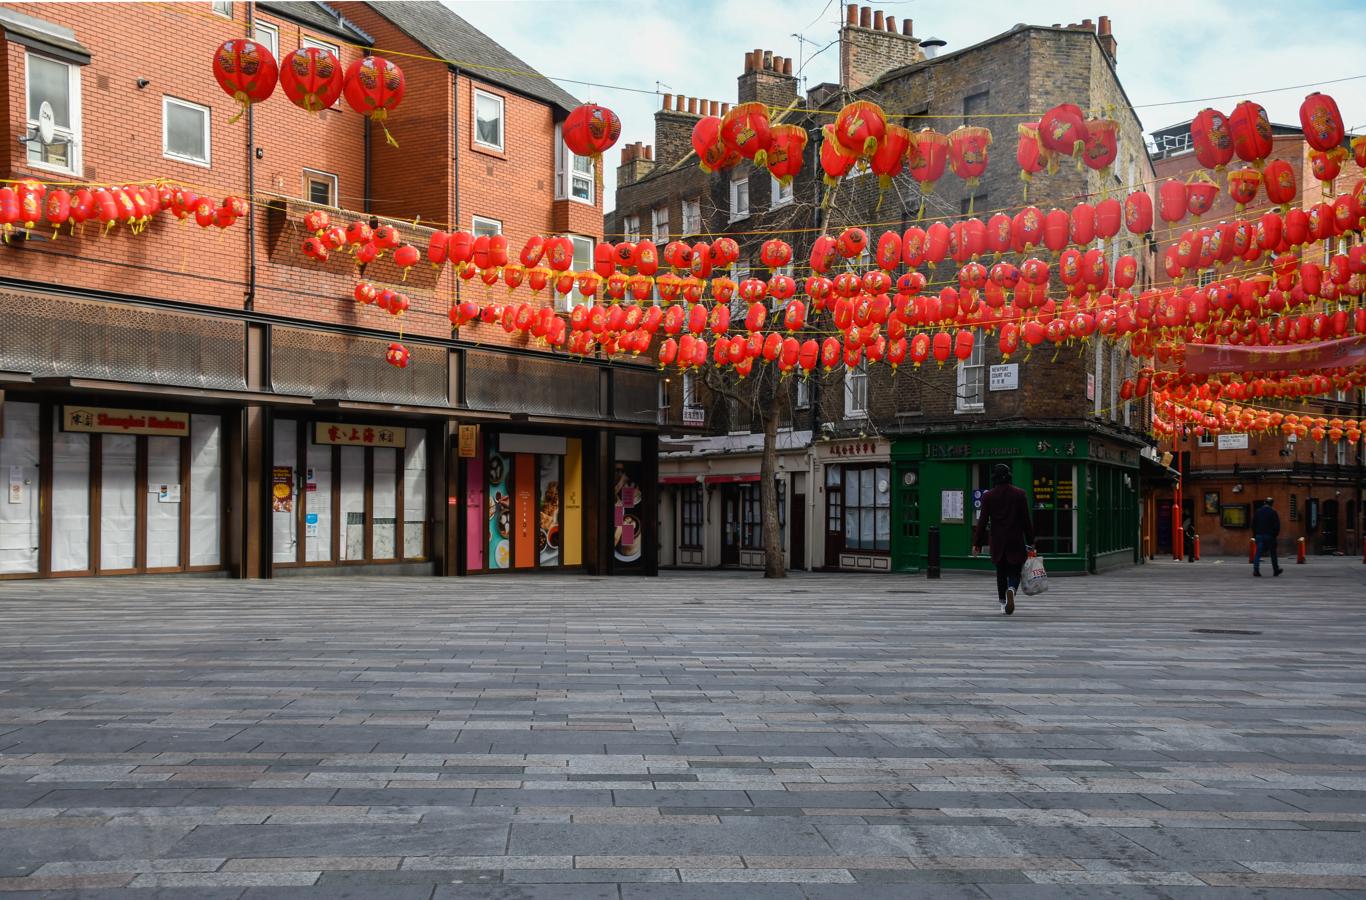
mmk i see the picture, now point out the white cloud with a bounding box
[447,0,1366,213]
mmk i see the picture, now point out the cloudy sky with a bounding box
[447,0,1366,212]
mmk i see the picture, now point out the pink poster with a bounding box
[465,437,484,570]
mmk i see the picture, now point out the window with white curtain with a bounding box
[845,361,869,418]
[474,89,504,150]
[652,205,669,241]
[956,329,985,412]
[730,175,750,221]
[682,198,702,235]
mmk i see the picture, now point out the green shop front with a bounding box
[890,429,1142,574]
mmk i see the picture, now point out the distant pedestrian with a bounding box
[1252,497,1283,577]
[972,464,1036,615]
[1183,515,1196,563]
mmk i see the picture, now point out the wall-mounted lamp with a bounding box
[1232,483,1244,494]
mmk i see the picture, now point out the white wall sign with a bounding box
[1216,433,1249,451]
[683,407,705,425]
[988,364,1018,391]
[941,489,964,523]
[1086,372,1096,400]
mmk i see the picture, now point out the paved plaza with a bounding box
[0,559,1364,899]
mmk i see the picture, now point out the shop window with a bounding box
[680,485,703,549]
[252,20,278,57]
[1030,461,1076,555]
[795,376,810,409]
[163,96,211,166]
[740,482,784,550]
[825,465,843,536]
[474,89,504,150]
[100,435,136,571]
[26,52,81,174]
[480,437,582,571]
[304,169,338,207]
[842,465,890,552]
[403,429,427,559]
[51,417,90,573]
[0,402,40,575]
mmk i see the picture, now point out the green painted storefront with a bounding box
[889,428,1142,574]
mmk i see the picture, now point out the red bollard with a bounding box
[1249,538,1256,563]
[1193,535,1200,561]
[1297,536,1306,564]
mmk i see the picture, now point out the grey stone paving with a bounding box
[0,558,1364,898]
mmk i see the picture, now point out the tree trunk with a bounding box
[760,397,785,578]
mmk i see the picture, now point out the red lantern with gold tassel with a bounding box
[819,124,858,193]
[1038,103,1088,169]
[692,116,740,174]
[280,47,342,113]
[947,126,991,212]
[765,123,807,186]
[1227,168,1260,212]
[1310,148,1347,194]
[909,128,948,216]
[1229,100,1272,167]
[1081,118,1118,178]
[833,100,886,158]
[343,56,405,147]
[1299,92,1345,153]
[212,38,278,123]
[1016,121,1044,200]
[562,103,620,192]
[869,124,911,205]
[1190,108,1234,171]
[1263,157,1296,209]
[720,101,771,167]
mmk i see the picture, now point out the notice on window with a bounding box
[1032,472,1055,508]
[940,489,964,523]
[272,466,293,513]
[8,466,22,504]
[1056,477,1074,509]
[157,484,181,504]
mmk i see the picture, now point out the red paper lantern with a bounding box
[213,38,278,123]
[869,123,911,193]
[1012,206,1044,250]
[692,116,740,174]
[766,124,807,186]
[343,56,405,147]
[1263,158,1296,207]
[563,103,621,162]
[1016,122,1044,197]
[1227,168,1260,212]
[1310,148,1346,189]
[1299,92,1345,153]
[1070,203,1095,247]
[280,47,342,113]
[1229,100,1272,167]
[1158,180,1188,224]
[947,125,992,192]
[833,100,886,158]
[837,227,868,259]
[1038,103,1088,163]
[1042,208,1070,253]
[1125,191,1153,235]
[819,124,857,187]
[1081,118,1118,176]
[1187,180,1218,219]
[908,128,948,194]
[1190,108,1234,171]
[759,238,792,272]
[720,101,771,167]
[385,342,409,368]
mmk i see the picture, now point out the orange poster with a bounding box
[514,453,535,569]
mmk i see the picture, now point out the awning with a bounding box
[1140,454,1180,486]
[659,475,697,485]
[704,474,761,485]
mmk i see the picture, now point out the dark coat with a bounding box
[1252,504,1280,537]
[973,483,1036,566]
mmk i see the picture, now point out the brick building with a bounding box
[1147,118,1365,557]
[0,0,658,580]
[612,6,1156,575]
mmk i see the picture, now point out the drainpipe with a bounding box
[452,66,461,305]
[244,0,257,311]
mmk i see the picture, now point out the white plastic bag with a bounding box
[1021,552,1048,596]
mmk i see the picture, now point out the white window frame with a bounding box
[795,377,811,410]
[771,174,793,208]
[623,214,640,241]
[560,235,594,311]
[681,197,702,236]
[730,264,750,320]
[652,205,669,242]
[301,36,341,108]
[554,123,595,205]
[730,175,750,223]
[474,89,505,151]
[471,215,502,237]
[24,51,82,176]
[303,168,338,207]
[251,20,279,58]
[683,372,701,415]
[658,380,670,425]
[212,0,233,17]
[1197,430,1214,448]
[162,96,211,167]
[845,361,869,419]
[955,328,985,413]
[1093,339,1104,416]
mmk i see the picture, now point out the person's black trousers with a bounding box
[995,560,1024,600]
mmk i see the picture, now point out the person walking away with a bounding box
[1252,497,1283,577]
[972,464,1036,615]
[1183,515,1196,563]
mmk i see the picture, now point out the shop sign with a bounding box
[828,440,879,457]
[63,406,189,437]
[1035,438,1077,457]
[457,424,479,458]
[272,467,293,513]
[683,406,705,425]
[927,443,971,458]
[988,363,1018,391]
[1216,433,1249,451]
[314,422,405,448]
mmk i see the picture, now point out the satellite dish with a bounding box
[37,101,55,145]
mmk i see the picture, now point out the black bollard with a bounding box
[927,525,941,579]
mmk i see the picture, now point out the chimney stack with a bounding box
[841,6,926,92]
[738,45,799,107]
[1098,15,1118,62]
[617,141,655,187]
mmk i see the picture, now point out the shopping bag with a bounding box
[1021,551,1048,596]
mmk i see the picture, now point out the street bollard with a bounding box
[1249,538,1256,563]
[1297,536,1306,564]
[927,525,941,579]
[1193,535,1200,561]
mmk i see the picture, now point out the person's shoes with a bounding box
[1005,588,1015,615]
[1253,570,1262,577]
[1274,568,1283,576]
[999,600,1007,614]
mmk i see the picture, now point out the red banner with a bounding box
[1184,335,1366,375]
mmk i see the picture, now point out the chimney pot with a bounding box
[783,57,793,75]
[859,5,871,28]
[763,49,773,70]
[886,15,895,32]
[1099,15,1111,35]
[675,94,685,111]
[846,3,858,25]
[873,10,884,30]
[688,97,697,114]
[645,145,653,160]
[1082,17,1094,29]
[662,92,672,110]
[902,18,913,36]
[620,146,630,165]
[773,55,783,72]
[721,102,730,115]
[710,99,719,116]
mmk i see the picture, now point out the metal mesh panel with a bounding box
[465,349,601,418]
[0,291,246,389]
[271,326,448,405]
[613,367,661,423]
